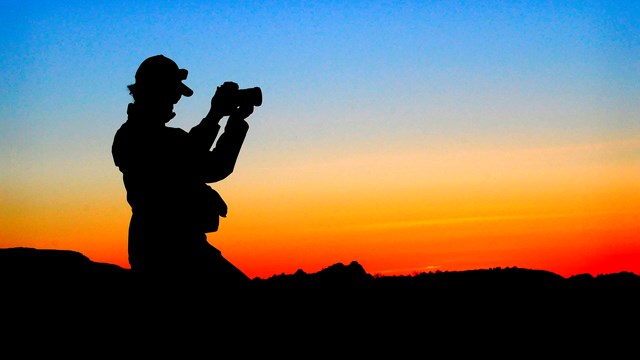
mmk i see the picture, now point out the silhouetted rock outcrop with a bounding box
[1,247,129,290]
[1,247,126,275]
[251,260,376,291]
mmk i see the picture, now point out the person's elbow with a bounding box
[203,165,234,183]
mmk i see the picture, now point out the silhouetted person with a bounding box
[112,54,258,288]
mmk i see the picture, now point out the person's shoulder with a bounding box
[164,125,187,133]
[164,125,189,137]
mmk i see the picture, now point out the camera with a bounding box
[235,87,262,107]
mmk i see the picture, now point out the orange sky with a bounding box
[3,136,637,279]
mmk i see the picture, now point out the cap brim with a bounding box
[180,83,193,97]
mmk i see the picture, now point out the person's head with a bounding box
[128,55,193,107]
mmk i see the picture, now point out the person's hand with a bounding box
[230,104,254,121]
[209,81,239,117]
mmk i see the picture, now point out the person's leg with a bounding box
[187,234,251,287]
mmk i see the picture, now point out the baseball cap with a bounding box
[134,54,194,97]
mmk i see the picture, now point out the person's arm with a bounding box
[189,114,222,151]
[189,81,253,183]
[200,105,252,183]
[189,81,239,151]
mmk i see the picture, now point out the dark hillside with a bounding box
[2,246,639,347]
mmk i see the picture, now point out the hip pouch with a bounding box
[196,184,228,233]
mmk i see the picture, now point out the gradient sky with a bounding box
[1,1,638,279]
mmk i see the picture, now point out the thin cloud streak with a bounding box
[292,137,640,171]
[344,210,630,232]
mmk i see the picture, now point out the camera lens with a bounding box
[237,87,262,107]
